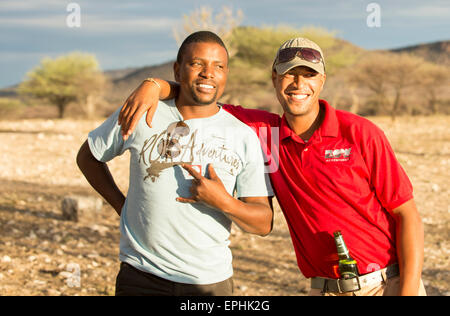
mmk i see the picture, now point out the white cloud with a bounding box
[0,14,178,33]
[395,5,450,18]
[0,51,49,62]
[83,15,178,33]
[0,0,64,11]
[0,16,66,29]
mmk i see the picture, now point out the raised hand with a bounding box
[178,164,273,236]
[118,79,180,141]
[118,80,160,140]
[177,164,232,210]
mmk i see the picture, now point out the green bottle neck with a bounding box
[335,235,351,259]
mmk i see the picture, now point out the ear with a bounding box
[173,62,180,82]
[271,70,278,88]
[320,73,327,90]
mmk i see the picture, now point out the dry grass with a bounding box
[0,115,448,296]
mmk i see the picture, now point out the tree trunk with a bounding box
[57,102,66,119]
[429,90,437,114]
[391,91,401,122]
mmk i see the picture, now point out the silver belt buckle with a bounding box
[337,277,362,293]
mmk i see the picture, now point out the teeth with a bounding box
[292,94,308,100]
[198,84,214,89]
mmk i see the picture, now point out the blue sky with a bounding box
[0,0,449,88]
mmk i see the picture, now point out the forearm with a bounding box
[145,78,179,100]
[76,141,125,216]
[219,196,273,236]
[394,200,424,295]
[179,164,273,236]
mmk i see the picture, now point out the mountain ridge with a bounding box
[1,40,448,102]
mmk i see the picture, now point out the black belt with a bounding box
[310,264,399,294]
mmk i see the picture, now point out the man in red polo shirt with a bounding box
[117,37,425,296]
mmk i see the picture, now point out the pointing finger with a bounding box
[182,164,202,180]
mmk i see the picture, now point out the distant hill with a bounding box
[106,61,174,105]
[1,38,448,114]
[104,67,140,80]
[0,86,18,98]
[106,39,450,107]
[390,40,450,66]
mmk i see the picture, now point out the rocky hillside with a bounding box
[390,40,450,66]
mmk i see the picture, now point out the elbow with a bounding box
[76,140,94,171]
[259,223,273,237]
[76,145,87,170]
[257,212,274,237]
[241,218,272,237]
[258,229,272,237]
[76,148,83,169]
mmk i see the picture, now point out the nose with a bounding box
[199,63,214,79]
[295,74,308,88]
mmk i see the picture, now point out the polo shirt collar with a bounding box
[279,99,339,142]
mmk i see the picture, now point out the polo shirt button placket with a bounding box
[300,146,309,167]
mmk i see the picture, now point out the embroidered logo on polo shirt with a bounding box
[324,148,352,162]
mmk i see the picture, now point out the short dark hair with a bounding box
[176,31,229,63]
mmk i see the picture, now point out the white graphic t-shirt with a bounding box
[88,99,273,284]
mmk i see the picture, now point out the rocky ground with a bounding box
[0,116,448,296]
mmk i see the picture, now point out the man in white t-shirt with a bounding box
[76,31,273,296]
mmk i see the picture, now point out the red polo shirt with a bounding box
[223,100,413,279]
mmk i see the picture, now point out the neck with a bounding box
[175,97,220,120]
[285,101,324,141]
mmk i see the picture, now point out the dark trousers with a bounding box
[115,262,233,296]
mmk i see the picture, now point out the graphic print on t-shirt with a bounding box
[138,122,242,182]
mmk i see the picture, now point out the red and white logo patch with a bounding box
[324,148,352,162]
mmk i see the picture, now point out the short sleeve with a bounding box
[235,131,274,198]
[364,127,413,212]
[222,104,281,175]
[222,104,281,132]
[88,108,131,162]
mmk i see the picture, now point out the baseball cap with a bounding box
[273,37,325,75]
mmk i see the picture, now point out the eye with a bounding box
[304,72,317,78]
[283,73,295,79]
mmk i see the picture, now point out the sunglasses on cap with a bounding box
[275,47,323,65]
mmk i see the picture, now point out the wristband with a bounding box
[143,77,161,89]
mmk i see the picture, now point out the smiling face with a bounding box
[174,42,229,107]
[272,66,326,118]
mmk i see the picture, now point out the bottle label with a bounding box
[335,236,349,257]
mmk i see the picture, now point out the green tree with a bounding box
[19,52,106,118]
